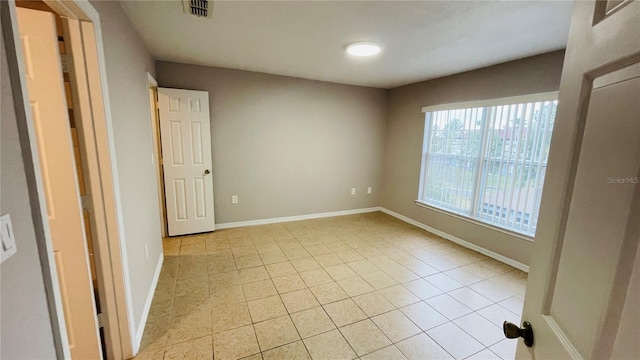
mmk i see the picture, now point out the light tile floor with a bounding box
[134,212,526,360]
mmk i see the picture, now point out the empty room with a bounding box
[1,0,638,360]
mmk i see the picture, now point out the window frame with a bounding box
[416,92,559,240]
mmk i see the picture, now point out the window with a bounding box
[417,93,558,237]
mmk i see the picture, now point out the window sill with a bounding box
[414,200,535,243]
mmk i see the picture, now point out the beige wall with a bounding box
[156,62,388,224]
[90,0,162,336]
[381,50,565,265]
[0,9,58,359]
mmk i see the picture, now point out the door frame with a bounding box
[2,0,134,358]
[147,73,168,238]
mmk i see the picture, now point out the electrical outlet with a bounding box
[144,243,149,261]
[351,188,356,195]
[232,195,238,204]
[367,187,372,194]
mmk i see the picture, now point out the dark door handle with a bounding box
[503,321,534,347]
[204,169,211,175]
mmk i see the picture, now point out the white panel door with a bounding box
[16,7,101,359]
[158,88,215,236]
[516,1,640,359]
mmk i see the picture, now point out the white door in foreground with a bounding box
[158,88,215,236]
[16,7,101,359]
[516,1,640,358]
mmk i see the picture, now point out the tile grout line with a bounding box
[149,213,523,360]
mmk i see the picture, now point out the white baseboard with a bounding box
[379,207,529,273]
[133,252,164,354]
[214,206,528,272]
[215,207,382,230]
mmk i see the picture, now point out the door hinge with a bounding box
[81,195,92,211]
[60,53,73,74]
[97,313,103,328]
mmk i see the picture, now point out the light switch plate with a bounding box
[1,214,17,263]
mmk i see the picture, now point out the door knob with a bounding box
[204,169,210,175]
[503,321,534,347]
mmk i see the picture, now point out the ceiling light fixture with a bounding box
[346,42,381,57]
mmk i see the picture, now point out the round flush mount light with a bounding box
[346,42,381,57]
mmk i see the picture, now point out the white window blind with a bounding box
[418,94,558,237]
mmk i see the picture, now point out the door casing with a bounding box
[147,74,168,238]
[2,0,135,358]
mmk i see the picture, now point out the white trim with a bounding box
[133,252,164,354]
[84,8,137,350]
[421,91,559,113]
[216,207,381,229]
[414,200,534,242]
[147,72,158,87]
[65,5,137,351]
[147,73,166,239]
[379,207,529,273]
[72,1,98,19]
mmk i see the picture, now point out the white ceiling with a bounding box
[121,1,573,89]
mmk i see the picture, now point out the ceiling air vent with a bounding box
[183,0,212,19]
